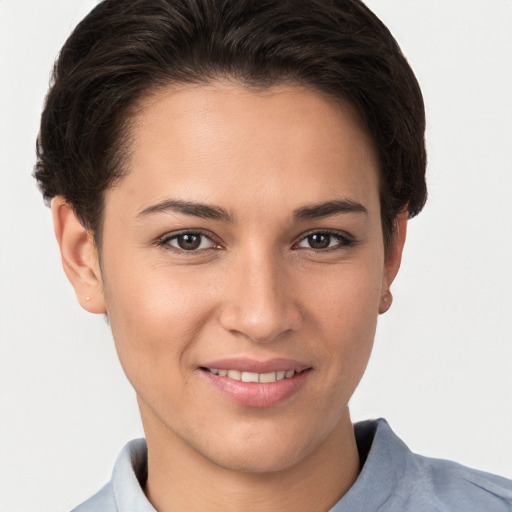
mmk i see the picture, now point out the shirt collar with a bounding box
[330,418,421,511]
[111,438,155,511]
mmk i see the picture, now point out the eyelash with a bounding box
[156,229,356,254]
[292,229,356,252]
[156,230,222,254]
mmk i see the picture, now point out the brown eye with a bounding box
[307,233,331,249]
[176,233,202,250]
[296,231,354,251]
[164,232,216,251]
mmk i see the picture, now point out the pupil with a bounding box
[178,234,201,250]
[309,233,330,249]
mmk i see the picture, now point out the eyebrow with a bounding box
[137,198,367,222]
[137,199,233,222]
[293,199,368,220]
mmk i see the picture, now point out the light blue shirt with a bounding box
[72,419,512,511]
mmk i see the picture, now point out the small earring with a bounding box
[85,296,91,301]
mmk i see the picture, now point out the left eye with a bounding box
[165,232,216,251]
[296,232,351,250]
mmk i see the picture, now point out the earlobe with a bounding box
[379,289,393,314]
[379,211,408,315]
[51,197,106,314]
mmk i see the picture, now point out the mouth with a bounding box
[199,359,312,408]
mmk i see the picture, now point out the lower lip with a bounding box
[200,369,310,408]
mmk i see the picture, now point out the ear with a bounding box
[379,211,408,314]
[51,196,106,314]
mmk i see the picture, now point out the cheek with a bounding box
[309,257,383,330]
[305,257,384,380]
[101,259,216,390]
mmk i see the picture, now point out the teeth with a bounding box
[259,372,277,383]
[227,369,241,380]
[208,368,297,382]
[241,372,259,383]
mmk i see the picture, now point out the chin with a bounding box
[194,422,325,475]
[206,443,310,475]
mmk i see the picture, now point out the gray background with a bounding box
[1,1,511,510]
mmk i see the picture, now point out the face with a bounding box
[87,82,402,473]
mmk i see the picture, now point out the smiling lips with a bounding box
[200,359,311,408]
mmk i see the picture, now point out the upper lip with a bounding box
[200,357,311,374]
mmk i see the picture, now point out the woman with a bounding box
[12,0,512,510]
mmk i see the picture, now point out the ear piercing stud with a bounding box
[85,296,91,301]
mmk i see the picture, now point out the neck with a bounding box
[141,404,360,512]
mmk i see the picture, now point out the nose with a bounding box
[218,249,302,343]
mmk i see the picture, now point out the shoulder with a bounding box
[345,419,512,512]
[416,454,512,512]
[71,482,116,512]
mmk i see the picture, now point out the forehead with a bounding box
[108,81,380,218]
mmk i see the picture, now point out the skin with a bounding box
[53,81,407,512]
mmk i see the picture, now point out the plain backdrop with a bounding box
[1,1,511,511]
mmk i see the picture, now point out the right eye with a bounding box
[159,231,218,252]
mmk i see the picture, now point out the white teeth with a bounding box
[227,369,241,380]
[208,368,296,382]
[259,372,277,383]
[241,372,259,383]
